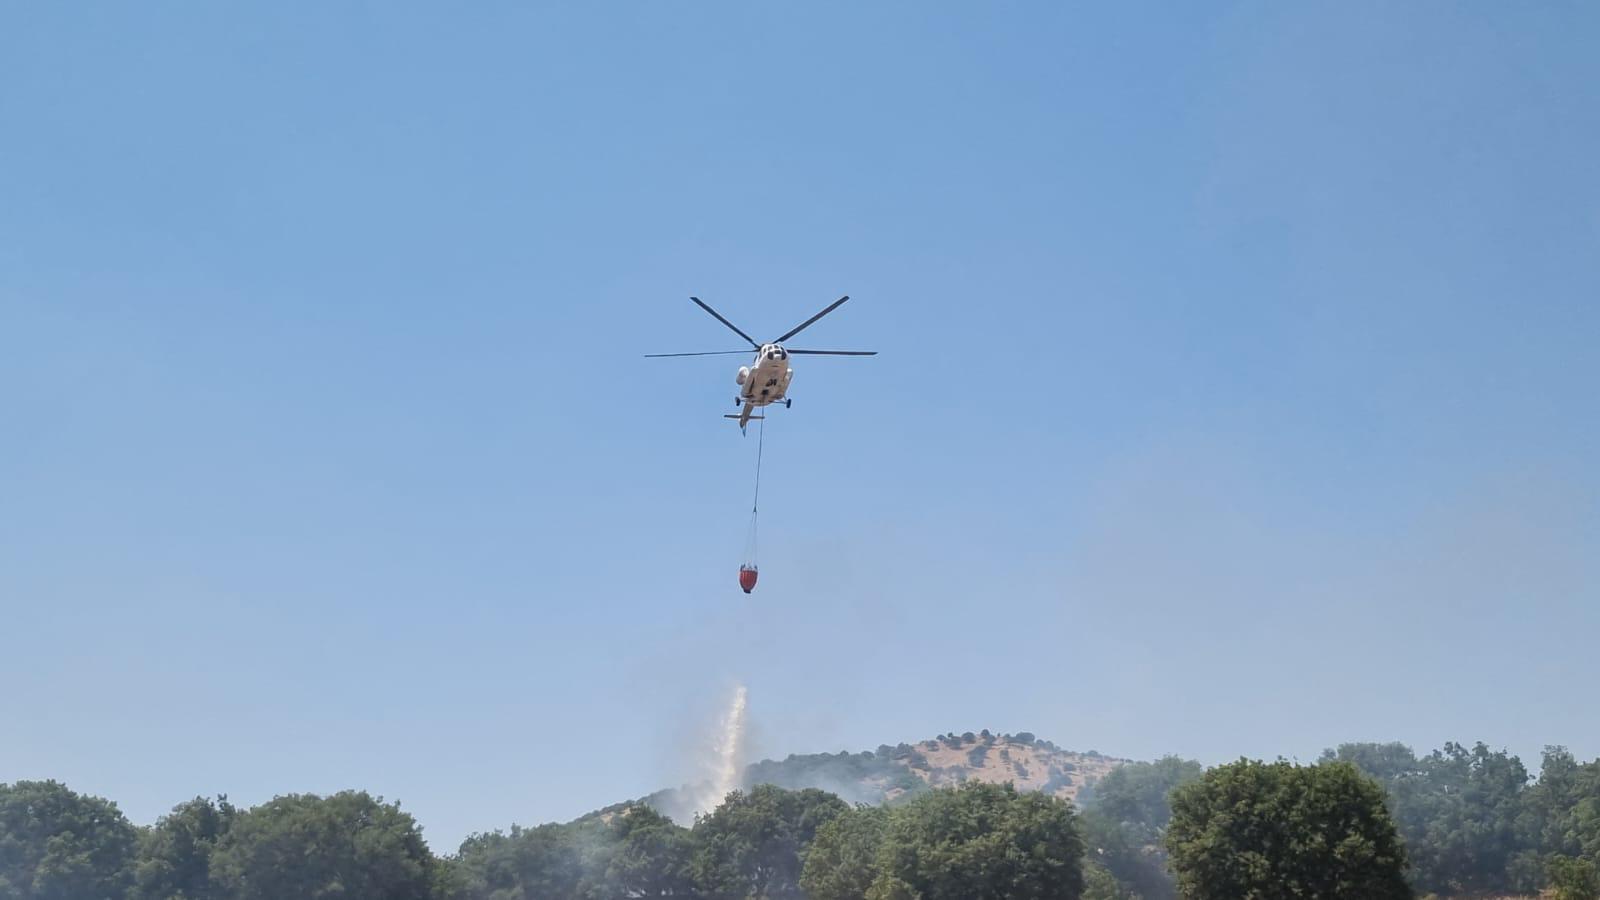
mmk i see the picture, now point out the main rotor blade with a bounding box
[644,350,758,357]
[785,349,878,356]
[774,295,851,343]
[689,296,760,348]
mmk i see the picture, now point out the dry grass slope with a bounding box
[893,733,1126,803]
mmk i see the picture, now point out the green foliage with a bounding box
[1413,742,1531,895]
[871,781,1084,900]
[445,808,701,900]
[131,796,236,900]
[448,821,609,900]
[601,805,696,897]
[1326,740,1536,895]
[1077,812,1174,900]
[745,751,927,806]
[10,735,1600,899]
[209,791,434,900]
[1548,855,1600,900]
[0,780,137,900]
[692,785,848,899]
[1087,757,1203,835]
[1528,747,1600,863]
[1082,860,1139,900]
[1166,759,1411,900]
[799,806,889,900]
[1076,756,1200,900]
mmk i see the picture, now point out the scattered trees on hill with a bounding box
[1166,759,1412,900]
[743,751,924,806]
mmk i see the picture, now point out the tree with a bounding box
[1078,811,1171,900]
[799,806,888,900]
[131,796,236,900]
[209,791,435,900]
[1082,860,1138,900]
[602,806,696,897]
[692,785,848,899]
[1529,747,1600,863]
[1086,756,1202,837]
[445,820,608,900]
[1166,760,1411,900]
[1411,742,1532,895]
[0,780,137,900]
[1548,855,1600,900]
[1077,756,1201,900]
[870,781,1083,900]
[1330,741,1535,895]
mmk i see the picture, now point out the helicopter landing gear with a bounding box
[784,398,792,408]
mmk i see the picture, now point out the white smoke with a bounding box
[690,682,748,819]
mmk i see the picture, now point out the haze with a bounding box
[2,3,1596,849]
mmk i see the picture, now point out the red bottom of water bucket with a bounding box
[738,566,758,593]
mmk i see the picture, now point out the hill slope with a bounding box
[641,730,1127,823]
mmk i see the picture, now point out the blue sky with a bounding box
[2,2,1597,849]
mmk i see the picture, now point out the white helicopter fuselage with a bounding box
[736,344,795,407]
[646,294,872,432]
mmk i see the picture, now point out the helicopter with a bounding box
[646,295,877,431]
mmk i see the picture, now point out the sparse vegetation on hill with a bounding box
[641,731,1125,822]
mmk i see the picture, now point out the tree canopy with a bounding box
[1166,759,1411,900]
[209,791,435,900]
[7,735,1600,898]
[0,780,137,900]
[691,785,849,900]
[798,805,889,900]
[1077,755,1203,900]
[871,781,1083,900]
[131,796,236,900]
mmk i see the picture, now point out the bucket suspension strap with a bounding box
[744,417,764,567]
[752,416,764,514]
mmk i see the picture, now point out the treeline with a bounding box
[0,780,1080,900]
[1327,742,1600,897]
[4,738,1600,899]
[1078,742,1600,899]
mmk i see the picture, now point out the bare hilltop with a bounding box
[637,730,1126,824]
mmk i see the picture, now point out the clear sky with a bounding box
[3,2,1597,851]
